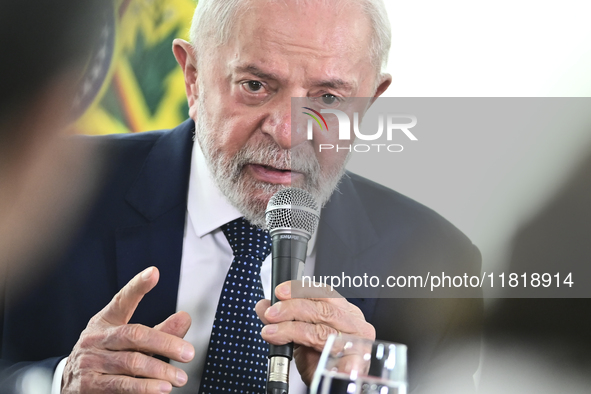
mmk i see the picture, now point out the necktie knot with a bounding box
[222,217,271,261]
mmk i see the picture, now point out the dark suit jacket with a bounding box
[0,119,482,392]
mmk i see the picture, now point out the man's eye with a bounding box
[244,81,264,92]
[321,94,338,105]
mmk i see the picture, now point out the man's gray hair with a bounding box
[189,0,391,75]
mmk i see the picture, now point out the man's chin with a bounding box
[250,184,286,207]
[225,181,284,228]
[249,180,310,203]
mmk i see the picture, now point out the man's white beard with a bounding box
[194,96,346,228]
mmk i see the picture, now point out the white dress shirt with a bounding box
[53,138,317,394]
[171,140,317,393]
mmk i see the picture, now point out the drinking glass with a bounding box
[310,334,408,394]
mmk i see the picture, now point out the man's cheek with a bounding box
[317,150,348,171]
[189,103,198,121]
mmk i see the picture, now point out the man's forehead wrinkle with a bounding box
[242,26,363,71]
[229,33,352,77]
[255,25,346,56]
[235,64,281,81]
[311,78,356,92]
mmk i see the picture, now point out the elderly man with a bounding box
[0,0,482,393]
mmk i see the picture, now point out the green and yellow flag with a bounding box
[72,0,196,135]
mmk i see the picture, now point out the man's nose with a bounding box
[260,96,307,150]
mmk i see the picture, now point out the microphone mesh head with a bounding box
[265,188,320,236]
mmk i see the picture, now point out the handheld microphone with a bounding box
[265,187,320,394]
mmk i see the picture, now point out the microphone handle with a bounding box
[267,233,309,394]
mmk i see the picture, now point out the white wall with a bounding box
[383,0,591,97]
[347,1,591,281]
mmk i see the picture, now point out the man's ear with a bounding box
[371,73,392,103]
[173,39,199,113]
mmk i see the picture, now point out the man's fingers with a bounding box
[255,299,272,325]
[261,321,339,352]
[102,324,195,363]
[264,297,356,324]
[154,311,192,338]
[263,281,374,351]
[96,267,160,326]
[90,374,173,394]
[64,269,194,394]
[263,298,371,337]
[98,350,188,387]
[275,280,343,301]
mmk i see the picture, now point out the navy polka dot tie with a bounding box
[198,217,272,394]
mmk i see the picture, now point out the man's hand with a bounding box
[255,281,375,385]
[62,267,195,394]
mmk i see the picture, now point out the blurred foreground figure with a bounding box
[479,148,591,394]
[416,148,591,394]
[0,1,108,393]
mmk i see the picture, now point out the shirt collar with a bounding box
[188,140,242,237]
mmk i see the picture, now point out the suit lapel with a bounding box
[115,119,195,326]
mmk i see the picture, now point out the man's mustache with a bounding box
[232,141,320,177]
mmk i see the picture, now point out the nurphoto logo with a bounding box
[302,107,418,153]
